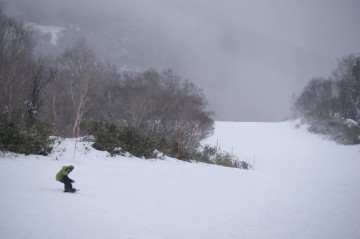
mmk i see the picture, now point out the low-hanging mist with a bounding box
[3,0,360,121]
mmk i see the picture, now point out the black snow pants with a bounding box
[59,175,74,192]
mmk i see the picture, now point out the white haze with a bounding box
[4,0,360,121]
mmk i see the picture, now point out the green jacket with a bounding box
[56,166,71,181]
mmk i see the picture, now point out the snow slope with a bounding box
[0,121,359,239]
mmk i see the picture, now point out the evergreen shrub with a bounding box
[0,120,54,155]
[194,144,252,169]
[88,121,157,158]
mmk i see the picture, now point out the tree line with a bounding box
[292,54,360,144]
[0,8,215,158]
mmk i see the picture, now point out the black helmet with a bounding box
[68,165,74,171]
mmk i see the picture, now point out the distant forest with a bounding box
[1,3,358,165]
[0,7,216,159]
[292,54,360,144]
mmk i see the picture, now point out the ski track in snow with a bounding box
[0,121,359,239]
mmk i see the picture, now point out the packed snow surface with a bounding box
[1,121,359,239]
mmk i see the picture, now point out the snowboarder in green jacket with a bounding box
[56,165,76,193]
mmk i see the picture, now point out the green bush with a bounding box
[88,122,122,155]
[120,127,156,158]
[87,121,254,168]
[307,119,360,145]
[154,137,177,158]
[215,153,235,167]
[88,121,157,158]
[0,120,54,156]
[194,144,252,169]
[192,145,215,164]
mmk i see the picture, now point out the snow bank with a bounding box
[0,121,359,239]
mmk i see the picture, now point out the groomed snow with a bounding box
[0,121,359,239]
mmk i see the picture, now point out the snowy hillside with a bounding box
[1,121,359,239]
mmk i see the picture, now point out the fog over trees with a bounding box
[0,7,214,158]
[293,55,360,144]
[0,1,359,158]
[3,0,359,121]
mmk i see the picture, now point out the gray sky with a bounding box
[4,0,360,121]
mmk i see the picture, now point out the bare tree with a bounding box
[293,77,337,120]
[58,39,101,136]
[332,54,360,121]
[0,8,34,121]
[100,68,214,153]
[24,56,57,126]
[292,54,360,144]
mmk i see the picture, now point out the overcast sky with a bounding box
[4,0,360,121]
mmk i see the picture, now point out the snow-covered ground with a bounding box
[0,121,359,239]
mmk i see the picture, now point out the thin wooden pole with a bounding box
[177,130,180,161]
[253,154,256,170]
